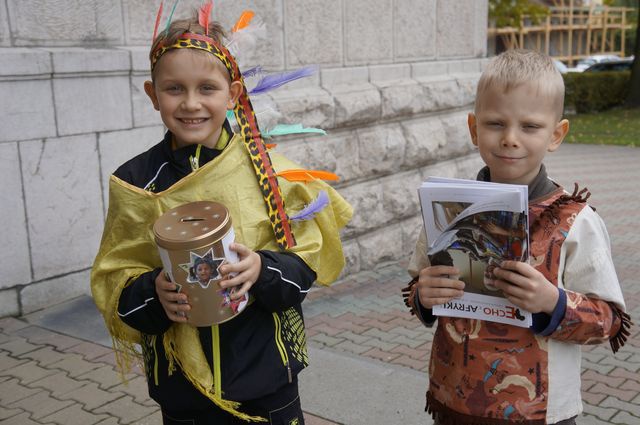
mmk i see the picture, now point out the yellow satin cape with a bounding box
[90,133,352,421]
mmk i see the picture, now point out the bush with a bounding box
[563,71,631,113]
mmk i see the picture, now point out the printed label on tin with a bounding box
[218,286,249,315]
[217,228,248,314]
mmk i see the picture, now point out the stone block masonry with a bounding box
[0,0,488,317]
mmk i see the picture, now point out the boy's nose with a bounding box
[182,94,201,110]
[501,128,519,148]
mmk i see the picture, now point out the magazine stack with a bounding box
[418,177,531,327]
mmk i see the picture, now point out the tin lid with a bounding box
[153,201,232,251]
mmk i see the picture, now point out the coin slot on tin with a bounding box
[181,217,205,222]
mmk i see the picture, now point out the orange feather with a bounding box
[276,169,339,182]
[265,143,278,150]
[232,10,255,32]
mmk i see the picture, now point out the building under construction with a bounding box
[488,0,635,65]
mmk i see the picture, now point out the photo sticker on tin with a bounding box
[218,287,249,314]
[180,248,226,289]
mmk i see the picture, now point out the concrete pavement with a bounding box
[1,143,639,424]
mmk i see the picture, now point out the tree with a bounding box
[626,0,640,107]
[489,0,550,28]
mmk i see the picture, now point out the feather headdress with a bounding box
[226,96,281,133]
[164,0,180,35]
[290,190,330,221]
[225,10,266,59]
[263,124,326,138]
[152,1,164,40]
[232,10,255,32]
[242,65,263,78]
[250,66,317,95]
[198,0,214,36]
[277,169,339,183]
[149,6,335,250]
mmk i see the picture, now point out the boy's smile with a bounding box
[494,154,525,163]
[468,82,569,185]
[144,49,242,150]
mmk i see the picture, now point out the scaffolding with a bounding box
[487,0,635,65]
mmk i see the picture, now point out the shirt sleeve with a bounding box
[547,206,628,349]
[408,227,430,279]
[250,251,317,312]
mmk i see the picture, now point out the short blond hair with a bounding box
[476,49,565,119]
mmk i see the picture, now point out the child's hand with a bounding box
[155,271,190,323]
[218,243,261,301]
[416,265,465,309]
[492,261,559,314]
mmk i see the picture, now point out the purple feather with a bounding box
[249,65,317,95]
[241,65,263,78]
[290,190,329,222]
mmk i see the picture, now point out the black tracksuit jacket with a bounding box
[114,123,316,412]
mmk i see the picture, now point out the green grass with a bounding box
[565,107,640,147]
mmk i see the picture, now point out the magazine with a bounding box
[418,177,532,327]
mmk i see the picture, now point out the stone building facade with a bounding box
[0,0,487,317]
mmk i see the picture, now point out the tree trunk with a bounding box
[626,0,640,107]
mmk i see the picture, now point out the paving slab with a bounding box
[22,295,112,347]
[299,346,430,425]
[1,143,638,425]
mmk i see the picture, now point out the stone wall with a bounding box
[0,0,488,316]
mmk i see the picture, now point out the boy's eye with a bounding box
[523,124,540,130]
[486,122,503,128]
[166,85,182,93]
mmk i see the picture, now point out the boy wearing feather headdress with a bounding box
[91,5,351,424]
[404,50,630,425]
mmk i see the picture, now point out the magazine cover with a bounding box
[418,177,532,327]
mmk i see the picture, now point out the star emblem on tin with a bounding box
[179,248,226,289]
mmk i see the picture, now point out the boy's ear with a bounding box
[144,80,160,111]
[468,113,478,147]
[227,80,243,110]
[548,118,569,152]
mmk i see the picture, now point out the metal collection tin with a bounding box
[153,201,248,326]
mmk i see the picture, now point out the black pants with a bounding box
[161,380,304,425]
